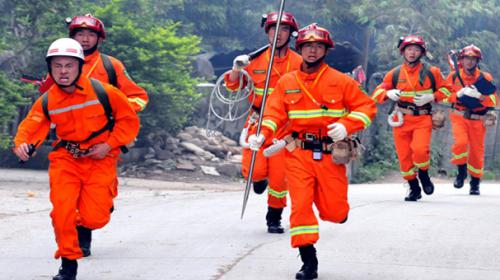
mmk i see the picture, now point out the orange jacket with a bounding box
[224,48,302,109]
[14,77,140,152]
[372,62,451,104]
[40,50,148,112]
[445,68,498,111]
[261,63,377,139]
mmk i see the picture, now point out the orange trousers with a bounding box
[241,117,287,209]
[48,150,117,260]
[285,148,349,248]
[393,115,432,180]
[450,113,486,178]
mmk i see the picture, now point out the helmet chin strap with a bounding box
[405,56,422,66]
[270,36,290,57]
[83,43,99,56]
[304,54,326,68]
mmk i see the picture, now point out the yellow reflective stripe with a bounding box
[400,89,433,97]
[288,109,348,119]
[414,160,430,168]
[490,95,497,106]
[268,187,287,198]
[290,225,319,237]
[453,152,468,160]
[128,97,147,110]
[372,88,385,100]
[49,100,100,115]
[401,167,416,176]
[347,111,372,128]
[262,120,278,132]
[441,98,451,104]
[467,163,483,174]
[254,87,274,96]
[438,87,451,97]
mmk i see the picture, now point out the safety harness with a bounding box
[41,78,127,157]
[391,63,436,116]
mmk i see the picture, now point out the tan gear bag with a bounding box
[331,137,363,165]
[484,111,497,127]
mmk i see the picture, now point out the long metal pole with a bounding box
[241,0,286,219]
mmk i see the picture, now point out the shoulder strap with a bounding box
[89,78,128,153]
[452,72,458,84]
[90,78,113,120]
[419,63,436,92]
[41,92,50,121]
[392,66,401,89]
[100,54,117,87]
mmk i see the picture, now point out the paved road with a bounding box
[0,169,499,280]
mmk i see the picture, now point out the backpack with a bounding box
[391,63,436,92]
[41,78,127,153]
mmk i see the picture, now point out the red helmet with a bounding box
[398,35,426,54]
[459,44,482,60]
[68,14,106,39]
[262,12,299,33]
[295,23,334,50]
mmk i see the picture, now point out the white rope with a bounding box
[206,69,255,136]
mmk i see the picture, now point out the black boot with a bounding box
[405,178,422,201]
[470,176,480,195]
[296,245,318,280]
[453,164,467,189]
[418,169,434,195]
[266,207,284,234]
[53,258,77,280]
[77,226,92,257]
[253,179,268,194]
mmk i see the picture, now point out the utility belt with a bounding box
[54,140,92,158]
[290,132,362,164]
[451,108,486,120]
[293,132,334,155]
[397,101,432,116]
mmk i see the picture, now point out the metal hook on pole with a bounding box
[241,0,287,219]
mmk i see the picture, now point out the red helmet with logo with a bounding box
[398,35,426,54]
[459,44,482,60]
[262,12,299,33]
[295,23,334,50]
[68,14,106,39]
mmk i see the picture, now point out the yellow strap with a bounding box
[294,65,328,108]
[86,58,100,78]
[402,67,418,93]
[265,50,290,77]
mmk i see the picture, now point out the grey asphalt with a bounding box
[0,169,499,280]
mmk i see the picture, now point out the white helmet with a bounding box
[46,38,84,61]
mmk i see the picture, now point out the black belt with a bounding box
[292,132,334,154]
[54,140,91,158]
[397,101,432,116]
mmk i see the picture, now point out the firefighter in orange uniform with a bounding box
[40,14,148,113]
[12,38,140,280]
[371,35,452,201]
[224,12,302,233]
[41,13,148,257]
[249,23,376,279]
[445,45,498,195]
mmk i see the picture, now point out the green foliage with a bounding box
[351,124,399,183]
[86,0,202,137]
[0,72,31,148]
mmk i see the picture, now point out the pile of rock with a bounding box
[119,126,242,179]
